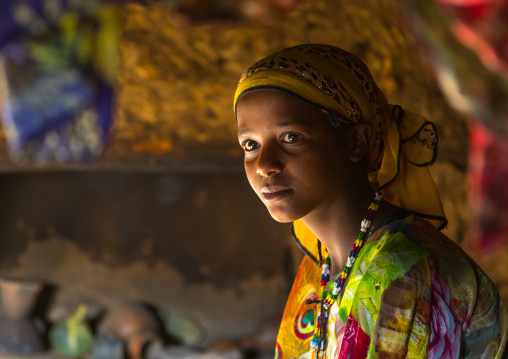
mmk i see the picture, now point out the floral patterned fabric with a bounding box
[276,215,507,358]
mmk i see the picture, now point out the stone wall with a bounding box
[113,0,468,172]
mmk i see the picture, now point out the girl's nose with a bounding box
[256,146,282,177]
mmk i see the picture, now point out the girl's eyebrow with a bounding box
[238,121,298,135]
[238,128,253,135]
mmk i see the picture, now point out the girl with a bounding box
[234,44,507,359]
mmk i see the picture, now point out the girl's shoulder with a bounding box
[350,214,497,321]
[341,214,507,358]
[366,214,478,280]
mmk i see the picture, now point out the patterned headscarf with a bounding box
[234,44,446,256]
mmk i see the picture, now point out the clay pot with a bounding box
[0,277,42,320]
[97,304,163,359]
[0,277,45,355]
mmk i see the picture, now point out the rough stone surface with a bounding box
[430,162,468,244]
[111,0,467,170]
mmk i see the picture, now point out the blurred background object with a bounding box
[163,309,205,346]
[0,277,45,356]
[127,0,307,25]
[398,0,508,252]
[50,304,93,358]
[0,0,123,164]
[97,303,163,359]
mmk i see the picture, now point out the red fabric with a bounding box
[424,0,508,251]
[437,0,508,72]
[338,314,370,359]
[468,122,508,252]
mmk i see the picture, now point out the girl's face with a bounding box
[236,90,354,223]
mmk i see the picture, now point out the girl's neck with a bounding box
[300,166,408,277]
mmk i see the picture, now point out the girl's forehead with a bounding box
[236,90,333,136]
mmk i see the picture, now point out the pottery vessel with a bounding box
[97,303,163,359]
[0,277,45,355]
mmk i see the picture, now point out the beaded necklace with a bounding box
[310,192,382,358]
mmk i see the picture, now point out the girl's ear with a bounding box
[348,122,372,163]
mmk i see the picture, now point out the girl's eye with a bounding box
[241,140,258,152]
[283,132,302,143]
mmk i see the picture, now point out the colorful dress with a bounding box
[276,215,507,358]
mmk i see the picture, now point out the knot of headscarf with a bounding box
[234,44,447,244]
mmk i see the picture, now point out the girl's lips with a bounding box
[262,188,293,202]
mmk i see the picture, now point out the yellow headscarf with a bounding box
[234,44,446,263]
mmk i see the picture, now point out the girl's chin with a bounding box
[270,216,295,224]
[266,208,301,223]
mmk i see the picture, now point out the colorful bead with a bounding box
[310,338,319,348]
[313,192,382,358]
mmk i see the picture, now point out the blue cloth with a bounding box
[0,0,122,163]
